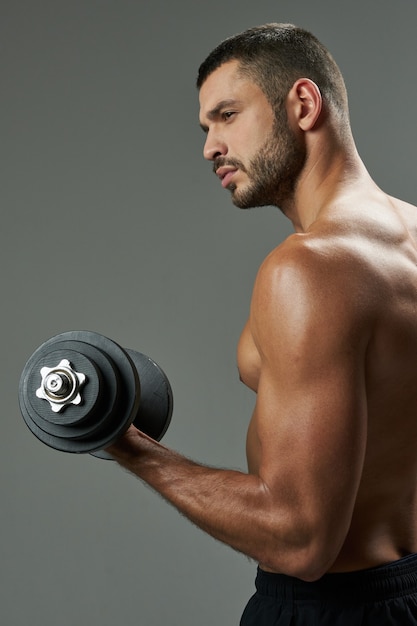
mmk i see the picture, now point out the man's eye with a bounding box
[222,111,235,120]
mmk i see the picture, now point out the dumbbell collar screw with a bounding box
[36,359,87,413]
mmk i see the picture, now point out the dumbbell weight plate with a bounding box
[127,349,173,441]
[91,350,173,460]
[19,331,173,457]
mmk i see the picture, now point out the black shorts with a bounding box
[240,554,417,625]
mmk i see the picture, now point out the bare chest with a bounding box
[237,321,263,473]
[237,320,261,392]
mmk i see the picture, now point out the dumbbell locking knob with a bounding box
[36,359,86,413]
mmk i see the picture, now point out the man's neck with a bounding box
[280,134,374,233]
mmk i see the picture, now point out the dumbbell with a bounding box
[18,331,173,459]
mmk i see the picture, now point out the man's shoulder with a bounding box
[253,228,378,320]
[250,230,373,355]
[257,229,356,284]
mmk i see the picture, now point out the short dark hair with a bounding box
[197,23,349,124]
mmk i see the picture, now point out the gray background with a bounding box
[2,0,417,624]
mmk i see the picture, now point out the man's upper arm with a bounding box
[250,241,371,567]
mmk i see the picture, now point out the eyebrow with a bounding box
[199,99,242,133]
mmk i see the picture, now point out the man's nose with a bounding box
[203,131,227,161]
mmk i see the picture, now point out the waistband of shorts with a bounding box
[255,553,417,603]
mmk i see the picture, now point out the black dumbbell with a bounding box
[18,331,173,459]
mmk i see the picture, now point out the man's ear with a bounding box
[287,78,323,131]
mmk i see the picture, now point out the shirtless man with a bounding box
[108,24,417,623]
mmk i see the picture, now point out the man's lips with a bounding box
[216,166,238,188]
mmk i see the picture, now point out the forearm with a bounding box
[106,428,312,573]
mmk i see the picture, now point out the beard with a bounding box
[214,114,306,210]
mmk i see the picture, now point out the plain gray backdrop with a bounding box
[2,0,417,624]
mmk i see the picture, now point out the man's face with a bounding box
[199,60,306,209]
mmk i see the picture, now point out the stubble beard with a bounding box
[221,116,306,210]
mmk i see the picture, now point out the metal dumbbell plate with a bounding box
[19,331,173,456]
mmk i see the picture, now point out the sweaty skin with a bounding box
[108,60,417,580]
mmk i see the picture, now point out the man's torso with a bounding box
[238,189,417,573]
